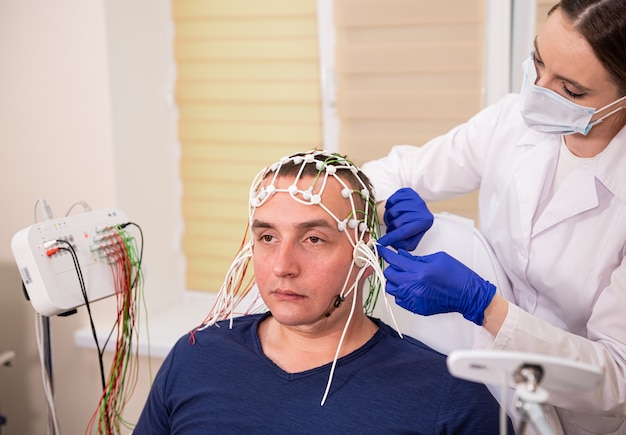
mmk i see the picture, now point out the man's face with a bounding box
[251,174,361,329]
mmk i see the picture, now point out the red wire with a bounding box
[85,228,142,435]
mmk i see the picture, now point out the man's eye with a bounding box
[260,235,273,242]
[308,236,322,244]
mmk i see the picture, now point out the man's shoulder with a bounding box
[375,319,450,363]
[172,313,266,350]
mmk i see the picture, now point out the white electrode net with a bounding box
[191,149,401,404]
[250,151,373,247]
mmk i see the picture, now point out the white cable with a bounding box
[34,198,54,222]
[31,200,60,434]
[364,242,402,337]
[195,242,254,331]
[320,243,395,406]
[64,200,92,216]
[34,314,61,435]
[320,280,360,406]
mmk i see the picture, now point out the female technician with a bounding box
[362,1,626,434]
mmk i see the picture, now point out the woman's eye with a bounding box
[562,84,585,99]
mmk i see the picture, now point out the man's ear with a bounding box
[352,239,373,269]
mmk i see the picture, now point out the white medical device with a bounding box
[447,350,604,435]
[11,207,130,316]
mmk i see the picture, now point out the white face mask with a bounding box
[519,57,626,136]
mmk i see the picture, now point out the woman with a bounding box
[362,1,626,434]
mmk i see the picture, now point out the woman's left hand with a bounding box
[376,245,497,326]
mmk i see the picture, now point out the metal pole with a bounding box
[42,316,55,435]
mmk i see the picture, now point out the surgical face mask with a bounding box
[519,57,626,136]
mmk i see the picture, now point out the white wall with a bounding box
[0,1,180,433]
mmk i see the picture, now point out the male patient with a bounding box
[134,149,507,434]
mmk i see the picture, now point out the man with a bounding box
[134,150,508,434]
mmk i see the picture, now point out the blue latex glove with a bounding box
[377,188,433,251]
[376,245,496,326]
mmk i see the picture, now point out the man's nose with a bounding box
[272,241,300,277]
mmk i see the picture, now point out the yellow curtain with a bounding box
[174,0,550,291]
[536,0,553,32]
[174,0,322,291]
[333,0,485,218]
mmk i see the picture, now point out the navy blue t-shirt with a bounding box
[134,313,509,434]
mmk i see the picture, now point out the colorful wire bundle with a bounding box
[85,223,147,435]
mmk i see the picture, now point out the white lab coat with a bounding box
[361,93,626,434]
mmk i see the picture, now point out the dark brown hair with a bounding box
[549,0,626,95]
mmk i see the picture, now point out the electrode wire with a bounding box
[99,223,146,357]
[83,224,145,435]
[318,241,402,406]
[320,263,366,406]
[105,227,143,433]
[190,241,255,341]
[64,200,93,216]
[56,241,107,390]
[87,243,125,433]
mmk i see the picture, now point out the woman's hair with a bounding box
[550,0,626,95]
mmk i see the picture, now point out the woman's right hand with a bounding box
[377,188,434,251]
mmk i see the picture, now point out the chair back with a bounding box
[372,212,513,355]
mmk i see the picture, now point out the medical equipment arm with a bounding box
[377,246,496,326]
[377,188,433,251]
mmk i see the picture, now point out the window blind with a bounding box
[174,0,550,291]
[173,0,322,291]
[536,0,553,33]
[333,0,485,219]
